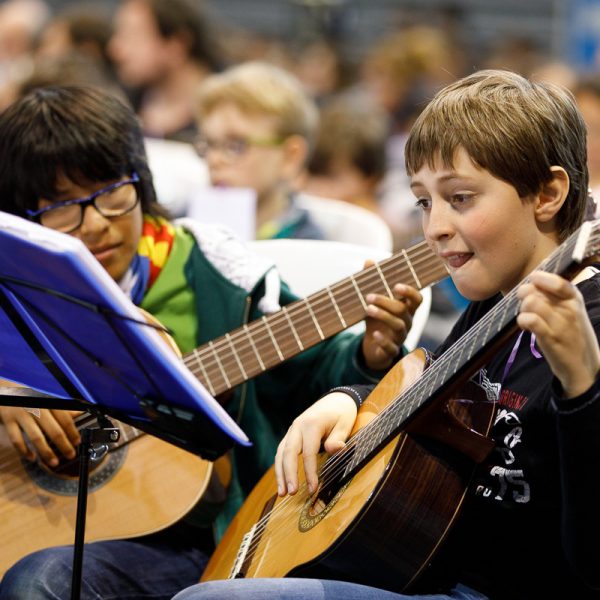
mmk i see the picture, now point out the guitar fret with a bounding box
[282,305,304,351]
[193,351,216,395]
[262,316,284,362]
[327,286,346,327]
[375,262,393,298]
[226,333,247,380]
[244,324,266,371]
[402,248,421,288]
[305,298,325,340]
[350,274,368,310]
[209,341,230,389]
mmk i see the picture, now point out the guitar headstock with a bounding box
[573,218,600,264]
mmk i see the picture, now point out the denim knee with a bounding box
[0,546,73,600]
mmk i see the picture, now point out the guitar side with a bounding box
[0,423,211,578]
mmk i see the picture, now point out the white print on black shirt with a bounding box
[495,408,523,466]
[474,377,531,505]
[485,466,530,503]
[476,370,501,402]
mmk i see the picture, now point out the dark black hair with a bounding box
[0,85,164,218]
[147,0,222,71]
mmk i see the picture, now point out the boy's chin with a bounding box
[452,280,498,303]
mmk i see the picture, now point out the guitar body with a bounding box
[0,422,211,577]
[202,349,495,592]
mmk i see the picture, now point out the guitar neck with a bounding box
[342,220,600,478]
[182,241,447,397]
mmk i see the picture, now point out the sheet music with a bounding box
[0,212,249,447]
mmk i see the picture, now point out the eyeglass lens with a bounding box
[40,182,139,233]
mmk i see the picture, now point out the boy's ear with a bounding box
[281,135,309,179]
[535,166,569,223]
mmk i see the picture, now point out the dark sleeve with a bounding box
[328,384,375,409]
[550,276,600,588]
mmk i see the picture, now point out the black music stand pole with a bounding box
[70,415,119,600]
[0,388,118,600]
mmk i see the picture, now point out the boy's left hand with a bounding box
[361,265,423,371]
[517,270,600,399]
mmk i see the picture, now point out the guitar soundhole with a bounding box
[23,442,128,496]
[298,455,352,532]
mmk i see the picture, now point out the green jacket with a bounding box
[142,219,383,537]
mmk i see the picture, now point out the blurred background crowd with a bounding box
[2,0,600,348]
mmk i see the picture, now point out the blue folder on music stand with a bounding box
[0,211,250,458]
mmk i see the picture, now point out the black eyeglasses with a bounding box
[27,173,140,233]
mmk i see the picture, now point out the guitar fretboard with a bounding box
[181,241,447,397]
[343,221,600,477]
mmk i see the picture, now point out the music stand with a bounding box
[0,212,250,599]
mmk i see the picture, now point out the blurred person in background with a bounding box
[108,0,223,142]
[574,76,600,218]
[195,61,324,240]
[293,38,352,106]
[0,0,49,109]
[303,97,388,216]
[34,3,117,85]
[358,25,466,250]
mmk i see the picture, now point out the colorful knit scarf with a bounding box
[120,215,175,304]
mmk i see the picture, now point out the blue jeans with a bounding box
[172,580,489,600]
[0,530,209,600]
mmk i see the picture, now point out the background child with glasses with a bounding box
[0,85,420,600]
[195,61,325,241]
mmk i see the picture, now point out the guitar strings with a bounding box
[182,243,439,367]
[181,248,444,383]
[183,244,440,365]
[182,254,446,392]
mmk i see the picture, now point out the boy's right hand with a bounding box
[0,406,80,467]
[274,392,358,497]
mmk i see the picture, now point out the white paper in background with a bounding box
[186,186,257,241]
[144,137,209,218]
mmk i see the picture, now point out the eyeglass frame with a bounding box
[26,172,141,233]
[193,133,286,162]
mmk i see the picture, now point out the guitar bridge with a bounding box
[230,525,256,578]
[230,493,277,578]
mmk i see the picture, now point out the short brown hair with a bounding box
[405,69,588,240]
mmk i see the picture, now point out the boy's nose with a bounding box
[424,200,453,241]
[79,204,110,236]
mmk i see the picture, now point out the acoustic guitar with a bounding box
[0,240,446,577]
[202,220,600,592]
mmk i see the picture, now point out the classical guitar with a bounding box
[0,240,447,577]
[202,220,600,592]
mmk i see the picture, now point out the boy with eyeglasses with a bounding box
[0,85,420,600]
[194,61,325,240]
